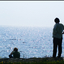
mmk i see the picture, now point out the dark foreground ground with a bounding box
[0,57,64,62]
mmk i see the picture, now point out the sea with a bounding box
[0,26,64,58]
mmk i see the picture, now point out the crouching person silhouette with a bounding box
[9,47,20,58]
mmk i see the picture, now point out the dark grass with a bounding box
[0,57,64,64]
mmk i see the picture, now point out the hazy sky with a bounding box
[0,1,64,28]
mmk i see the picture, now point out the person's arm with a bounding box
[62,24,64,34]
[10,50,15,56]
[10,51,13,55]
[9,51,14,58]
[62,32,64,34]
[62,30,64,34]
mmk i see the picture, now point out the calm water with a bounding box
[0,26,64,58]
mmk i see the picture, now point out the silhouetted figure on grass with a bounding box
[52,17,64,58]
[9,47,20,58]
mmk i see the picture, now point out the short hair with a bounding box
[54,18,60,23]
[14,47,18,52]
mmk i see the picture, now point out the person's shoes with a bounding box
[52,56,56,58]
[57,56,61,58]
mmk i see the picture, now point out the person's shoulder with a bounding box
[59,23,64,26]
[11,51,15,54]
[18,52,20,54]
[12,51,15,53]
[60,23,63,25]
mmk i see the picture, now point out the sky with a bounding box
[0,1,64,28]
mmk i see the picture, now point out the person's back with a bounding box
[12,51,20,58]
[53,23,64,39]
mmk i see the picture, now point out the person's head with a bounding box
[54,18,60,23]
[13,47,18,52]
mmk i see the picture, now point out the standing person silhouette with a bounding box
[53,18,64,58]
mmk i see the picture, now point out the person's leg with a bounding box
[9,55,13,58]
[53,38,57,58]
[58,38,62,57]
